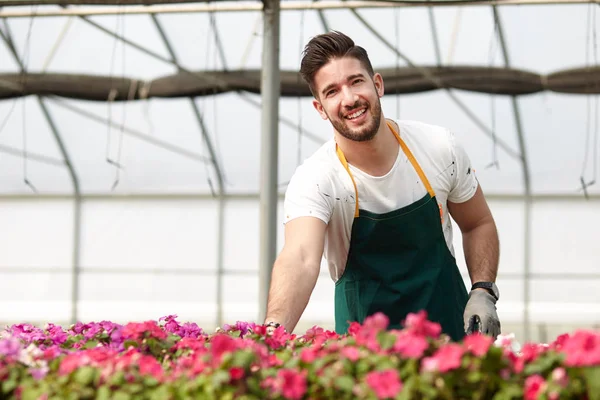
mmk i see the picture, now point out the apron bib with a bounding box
[333,121,468,342]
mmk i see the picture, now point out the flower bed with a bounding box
[1,311,599,400]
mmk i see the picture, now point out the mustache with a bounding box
[340,101,369,118]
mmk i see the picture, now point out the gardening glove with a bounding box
[463,289,501,339]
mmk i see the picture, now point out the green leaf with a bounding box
[377,331,396,351]
[149,384,171,400]
[112,390,132,400]
[74,366,96,386]
[83,340,99,349]
[95,386,111,400]
[211,370,231,389]
[232,350,256,369]
[583,366,600,400]
[491,383,522,400]
[334,376,355,392]
[2,377,17,393]
[123,339,138,349]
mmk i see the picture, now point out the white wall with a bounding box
[0,196,599,334]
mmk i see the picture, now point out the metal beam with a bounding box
[47,97,211,164]
[492,5,533,342]
[1,0,597,18]
[347,6,522,161]
[0,143,66,167]
[66,10,324,146]
[0,22,82,325]
[0,192,597,201]
[258,0,280,323]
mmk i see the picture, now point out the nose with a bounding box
[340,86,358,108]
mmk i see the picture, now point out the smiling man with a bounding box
[263,31,501,341]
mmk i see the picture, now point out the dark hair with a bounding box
[299,31,375,98]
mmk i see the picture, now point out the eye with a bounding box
[326,89,336,97]
[353,79,363,85]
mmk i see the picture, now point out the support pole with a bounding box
[258,0,280,323]
[0,23,82,325]
[492,6,532,342]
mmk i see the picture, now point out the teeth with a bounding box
[347,109,366,119]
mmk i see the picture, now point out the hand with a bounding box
[463,289,501,339]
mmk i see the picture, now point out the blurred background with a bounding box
[0,0,598,345]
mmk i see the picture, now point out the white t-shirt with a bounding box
[283,119,478,282]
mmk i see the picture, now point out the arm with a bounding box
[264,216,327,333]
[448,184,499,285]
[448,183,501,337]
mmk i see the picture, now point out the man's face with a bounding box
[312,56,384,142]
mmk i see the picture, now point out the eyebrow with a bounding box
[320,73,366,96]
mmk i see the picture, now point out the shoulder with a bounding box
[396,119,454,150]
[286,140,342,190]
[283,140,350,224]
[395,119,456,165]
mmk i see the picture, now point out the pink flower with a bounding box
[229,367,245,380]
[159,315,181,335]
[513,343,546,373]
[363,313,389,332]
[265,326,295,350]
[365,369,403,399]
[551,367,568,387]
[341,346,360,361]
[0,336,21,358]
[277,369,307,400]
[45,323,68,346]
[210,334,238,362]
[300,347,319,363]
[138,354,164,381]
[393,331,428,358]
[403,310,441,338]
[463,333,493,357]
[559,330,600,367]
[421,343,464,373]
[524,374,546,400]
[121,321,167,341]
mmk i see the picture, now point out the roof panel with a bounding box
[47,97,214,194]
[499,5,599,74]
[35,15,175,78]
[0,97,72,194]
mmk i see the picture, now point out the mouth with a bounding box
[344,107,367,120]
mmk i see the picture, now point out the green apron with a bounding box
[334,121,468,342]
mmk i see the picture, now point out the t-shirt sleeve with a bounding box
[447,131,479,203]
[283,164,334,225]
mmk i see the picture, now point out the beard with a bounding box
[328,97,382,142]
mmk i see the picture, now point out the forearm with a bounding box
[264,254,320,333]
[461,215,499,284]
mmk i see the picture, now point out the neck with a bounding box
[335,117,400,177]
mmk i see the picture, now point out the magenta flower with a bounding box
[0,336,21,358]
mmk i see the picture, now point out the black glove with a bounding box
[463,289,501,339]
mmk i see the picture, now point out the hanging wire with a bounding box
[0,20,19,137]
[20,7,38,192]
[580,3,598,199]
[486,15,500,170]
[106,8,125,178]
[202,11,215,197]
[110,8,128,191]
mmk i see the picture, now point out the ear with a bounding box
[312,99,329,120]
[373,73,385,98]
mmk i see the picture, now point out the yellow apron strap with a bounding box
[387,121,436,199]
[335,120,437,219]
[336,144,360,218]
